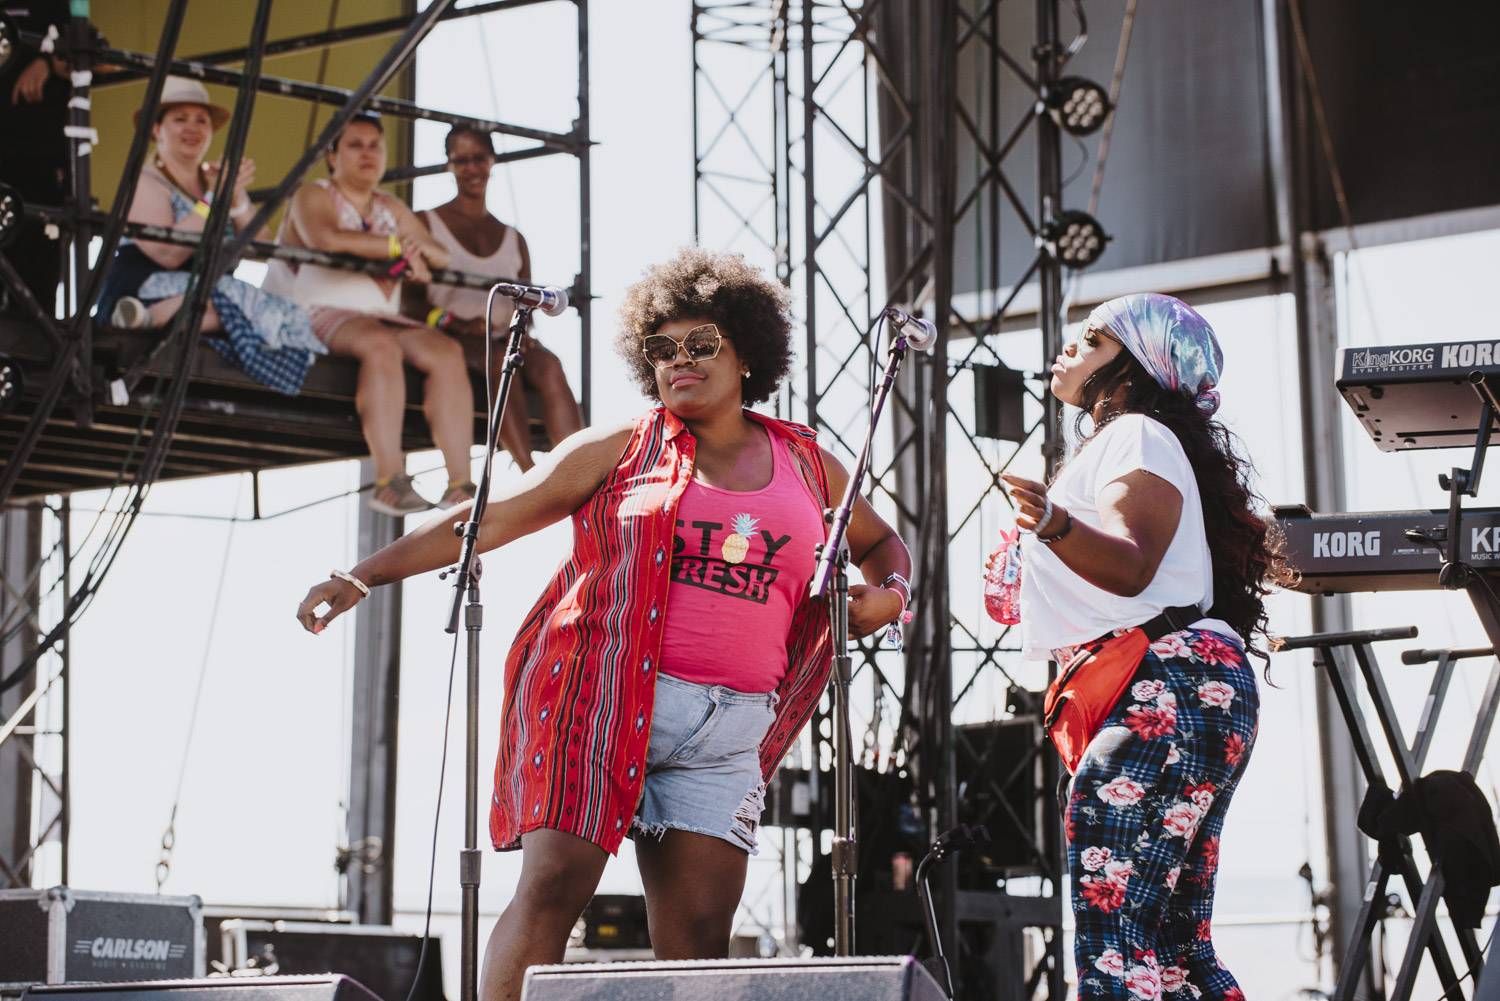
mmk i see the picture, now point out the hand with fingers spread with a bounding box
[296,577,365,634]
[1000,472,1065,537]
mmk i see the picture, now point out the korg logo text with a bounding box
[1312,531,1382,559]
[1475,527,1500,556]
[1442,342,1500,369]
[1349,347,1435,373]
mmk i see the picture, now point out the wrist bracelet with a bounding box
[387,233,403,259]
[1037,507,1073,544]
[425,306,449,329]
[191,199,211,220]
[330,569,371,598]
[387,256,410,278]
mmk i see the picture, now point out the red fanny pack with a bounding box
[1042,605,1202,773]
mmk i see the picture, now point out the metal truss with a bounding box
[0,0,593,902]
[694,2,1081,997]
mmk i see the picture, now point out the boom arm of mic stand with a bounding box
[808,331,915,600]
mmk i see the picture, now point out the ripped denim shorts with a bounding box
[629,672,778,855]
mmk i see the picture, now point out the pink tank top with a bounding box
[658,430,826,693]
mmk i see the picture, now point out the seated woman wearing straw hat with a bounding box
[98,76,325,396]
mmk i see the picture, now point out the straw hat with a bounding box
[134,75,231,129]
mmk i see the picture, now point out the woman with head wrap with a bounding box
[996,293,1290,999]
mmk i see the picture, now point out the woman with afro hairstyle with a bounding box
[297,247,912,1001]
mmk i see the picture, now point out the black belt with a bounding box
[1141,604,1204,642]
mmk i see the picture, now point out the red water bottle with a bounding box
[984,527,1023,625]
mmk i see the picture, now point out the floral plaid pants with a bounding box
[1064,628,1258,1000]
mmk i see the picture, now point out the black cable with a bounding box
[403,626,464,1001]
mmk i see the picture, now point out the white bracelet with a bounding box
[1018,495,1053,536]
[330,569,371,598]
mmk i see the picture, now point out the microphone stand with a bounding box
[444,296,533,1001]
[808,313,924,956]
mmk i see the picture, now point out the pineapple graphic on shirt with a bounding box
[721,513,759,565]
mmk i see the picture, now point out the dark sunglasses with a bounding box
[642,323,724,369]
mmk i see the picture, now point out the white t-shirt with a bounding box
[1018,413,1238,659]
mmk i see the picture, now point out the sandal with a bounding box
[369,475,434,517]
[437,480,478,510]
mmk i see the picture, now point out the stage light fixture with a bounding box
[1040,210,1110,269]
[1045,76,1111,136]
[0,355,24,415]
[0,183,20,250]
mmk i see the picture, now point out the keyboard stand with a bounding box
[1279,626,1499,1001]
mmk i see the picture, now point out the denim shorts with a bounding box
[629,673,778,855]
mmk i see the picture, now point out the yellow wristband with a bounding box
[387,233,402,259]
[425,307,446,329]
[191,199,211,220]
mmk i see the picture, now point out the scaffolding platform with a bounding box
[0,315,541,500]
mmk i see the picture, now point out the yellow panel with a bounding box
[87,1,417,222]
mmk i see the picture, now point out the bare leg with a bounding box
[480,829,609,1001]
[635,830,749,959]
[394,324,476,484]
[520,340,583,446]
[326,319,407,482]
[146,295,222,331]
[497,380,536,472]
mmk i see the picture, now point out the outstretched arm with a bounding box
[296,421,633,632]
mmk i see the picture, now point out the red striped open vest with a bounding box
[489,407,834,853]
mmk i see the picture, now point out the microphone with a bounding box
[491,281,569,317]
[882,306,937,353]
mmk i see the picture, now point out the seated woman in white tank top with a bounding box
[401,125,582,473]
[262,114,477,516]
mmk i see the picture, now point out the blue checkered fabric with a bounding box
[1065,628,1258,1001]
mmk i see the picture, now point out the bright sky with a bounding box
[25,3,1500,1000]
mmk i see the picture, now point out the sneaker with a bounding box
[437,480,478,510]
[111,296,151,329]
[368,475,434,517]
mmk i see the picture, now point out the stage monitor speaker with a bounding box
[20,976,382,1001]
[521,956,945,1001]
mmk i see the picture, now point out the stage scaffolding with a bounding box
[692,2,1083,997]
[0,0,593,915]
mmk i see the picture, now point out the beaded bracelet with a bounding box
[387,233,403,259]
[425,307,450,330]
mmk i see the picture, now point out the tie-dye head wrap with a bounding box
[1086,293,1223,416]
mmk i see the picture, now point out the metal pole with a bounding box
[348,477,402,924]
[64,15,94,407]
[59,497,70,885]
[802,0,818,430]
[1035,4,1071,996]
[577,0,592,425]
[71,40,579,152]
[94,0,552,81]
[1267,0,1368,989]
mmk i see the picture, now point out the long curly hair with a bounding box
[616,248,794,406]
[1071,348,1296,665]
